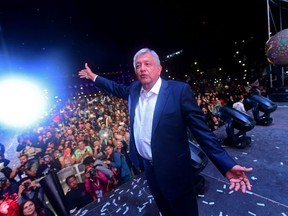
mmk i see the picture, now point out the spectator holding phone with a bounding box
[74,140,93,163]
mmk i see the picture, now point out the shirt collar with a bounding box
[141,78,162,97]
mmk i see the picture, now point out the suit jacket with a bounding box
[95,76,236,200]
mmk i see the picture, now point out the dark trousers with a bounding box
[143,159,199,216]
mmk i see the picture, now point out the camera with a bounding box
[23,182,31,189]
[19,165,26,172]
[88,168,97,176]
[0,178,6,185]
[43,156,50,162]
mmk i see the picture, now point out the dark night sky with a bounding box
[0,0,269,84]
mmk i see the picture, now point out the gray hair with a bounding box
[133,48,161,70]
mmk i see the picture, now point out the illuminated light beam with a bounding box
[0,77,48,128]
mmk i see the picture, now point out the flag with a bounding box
[263,65,271,76]
[251,79,259,87]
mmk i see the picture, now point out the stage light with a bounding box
[246,94,278,126]
[0,77,48,128]
[217,106,256,148]
[189,140,208,174]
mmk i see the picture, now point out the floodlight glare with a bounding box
[0,77,48,128]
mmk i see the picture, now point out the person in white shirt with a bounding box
[233,95,246,113]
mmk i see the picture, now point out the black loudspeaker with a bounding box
[246,94,278,126]
[40,172,69,216]
[218,106,256,148]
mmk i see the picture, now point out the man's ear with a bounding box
[157,65,162,76]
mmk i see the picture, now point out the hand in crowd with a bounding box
[104,160,111,165]
[225,165,253,193]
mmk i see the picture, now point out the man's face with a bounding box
[135,53,162,90]
[0,178,7,188]
[105,146,113,155]
[78,141,85,150]
[42,155,51,164]
[20,156,28,164]
[46,131,52,138]
[67,177,78,189]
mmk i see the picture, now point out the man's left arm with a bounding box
[181,84,237,175]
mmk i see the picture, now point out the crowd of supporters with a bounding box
[0,79,265,215]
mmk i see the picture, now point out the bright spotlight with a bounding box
[0,77,48,128]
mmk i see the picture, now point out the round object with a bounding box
[265,28,288,65]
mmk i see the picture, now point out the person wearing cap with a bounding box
[0,172,19,200]
[0,154,14,183]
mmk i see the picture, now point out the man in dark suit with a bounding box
[78,48,253,216]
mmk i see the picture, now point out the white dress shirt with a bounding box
[133,78,162,160]
[233,100,246,112]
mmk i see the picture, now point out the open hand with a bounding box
[225,165,253,193]
[78,63,97,81]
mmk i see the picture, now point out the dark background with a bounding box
[0,1,269,77]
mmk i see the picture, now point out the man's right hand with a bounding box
[78,63,97,81]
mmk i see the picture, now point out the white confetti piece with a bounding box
[256,203,265,206]
[281,213,287,216]
[216,189,223,193]
[112,199,118,206]
[248,211,256,216]
[251,176,257,180]
[78,209,88,216]
[109,193,116,198]
[223,184,227,189]
[229,190,234,194]
[209,202,215,205]
[245,190,253,195]
[280,162,284,165]
[101,202,110,212]
[234,157,238,160]
[202,201,208,204]
[116,208,121,213]
[123,206,129,215]
[253,160,258,162]
[242,152,247,155]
